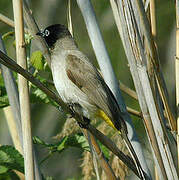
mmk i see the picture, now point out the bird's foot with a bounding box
[68,103,90,129]
[68,103,76,116]
[78,117,90,129]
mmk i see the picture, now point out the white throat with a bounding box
[53,36,77,51]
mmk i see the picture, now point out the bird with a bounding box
[37,24,146,179]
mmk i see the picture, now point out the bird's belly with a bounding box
[51,55,97,119]
[52,62,79,103]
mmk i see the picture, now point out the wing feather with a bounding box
[66,54,122,130]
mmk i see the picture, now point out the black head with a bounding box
[36,24,72,48]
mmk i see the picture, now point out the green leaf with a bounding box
[33,88,49,103]
[25,33,33,60]
[34,133,90,153]
[30,83,58,107]
[64,133,90,151]
[0,145,24,173]
[2,31,15,40]
[33,134,89,165]
[57,136,68,152]
[98,141,110,159]
[56,133,90,152]
[33,136,48,146]
[0,95,9,108]
[0,74,4,86]
[0,166,8,174]
[30,87,49,104]
[24,33,33,45]
[0,86,9,108]
[30,51,45,70]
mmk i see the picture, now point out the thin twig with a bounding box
[85,130,101,180]
[0,13,14,28]
[144,0,150,11]
[149,0,156,39]
[0,50,142,178]
[67,0,73,36]
[120,81,138,100]
[126,107,142,118]
[12,0,34,179]
[83,129,117,180]
[0,13,28,32]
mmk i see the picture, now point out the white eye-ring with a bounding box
[44,29,50,36]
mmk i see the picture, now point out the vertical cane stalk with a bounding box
[76,1,150,178]
[176,0,179,172]
[12,0,34,179]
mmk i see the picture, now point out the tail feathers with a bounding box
[121,131,147,180]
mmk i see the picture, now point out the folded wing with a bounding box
[66,54,122,130]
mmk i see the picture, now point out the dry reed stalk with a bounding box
[3,107,22,153]
[1,35,25,180]
[126,107,142,118]
[138,0,176,176]
[154,165,159,180]
[149,1,159,179]
[0,36,23,151]
[176,0,179,173]
[119,81,138,100]
[0,13,28,32]
[136,0,176,132]
[67,0,73,36]
[84,130,117,180]
[3,107,25,180]
[12,0,34,179]
[149,0,156,39]
[76,1,149,178]
[110,0,178,179]
[0,13,14,28]
[81,151,94,180]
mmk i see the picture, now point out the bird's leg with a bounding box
[68,103,90,129]
[78,116,90,129]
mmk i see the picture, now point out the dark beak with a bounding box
[36,31,44,37]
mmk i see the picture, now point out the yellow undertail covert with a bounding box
[96,109,120,133]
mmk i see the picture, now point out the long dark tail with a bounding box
[121,129,147,180]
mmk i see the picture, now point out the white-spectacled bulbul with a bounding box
[37,24,146,179]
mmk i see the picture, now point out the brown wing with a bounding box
[66,54,122,130]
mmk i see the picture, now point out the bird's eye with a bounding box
[44,29,50,36]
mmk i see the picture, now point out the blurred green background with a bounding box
[0,0,176,179]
